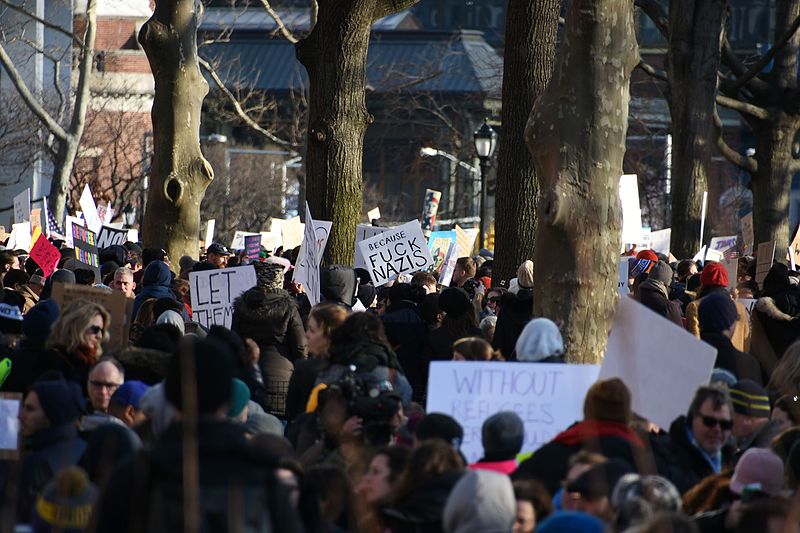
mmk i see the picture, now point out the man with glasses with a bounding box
[665,385,735,492]
[79,357,126,433]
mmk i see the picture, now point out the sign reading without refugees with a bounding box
[358,220,433,287]
[426,361,600,463]
[189,265,257,329]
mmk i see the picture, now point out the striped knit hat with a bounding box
[33,466,96,532]
[730,379,771,417]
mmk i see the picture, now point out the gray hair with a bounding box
[115,267,134,278]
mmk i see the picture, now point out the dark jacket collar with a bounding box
[30,423,80,450]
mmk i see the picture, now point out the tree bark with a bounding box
[138,0,214,262]
[492,0,560,286]
[296,0,417,265]
[527,0,638,363]
[666,0,726,258]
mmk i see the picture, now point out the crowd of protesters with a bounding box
[0,235,799,533]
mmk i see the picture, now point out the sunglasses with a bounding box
[700,415,733,431]
[85,325,103,335]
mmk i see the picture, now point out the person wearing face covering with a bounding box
[514,318,565,363]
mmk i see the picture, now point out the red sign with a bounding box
[29,237,60,278]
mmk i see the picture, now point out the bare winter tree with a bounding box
[528,0,638,363]
[0,0,97,223]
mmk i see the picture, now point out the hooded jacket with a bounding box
[132,261,175,320]
[442,470,515,533]
[320,265,356,308]
[685,287,750,352]
[750,296,800,378]
[232,287,307,362]
[515,318,565,362]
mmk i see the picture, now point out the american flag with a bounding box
[43,198,65,239]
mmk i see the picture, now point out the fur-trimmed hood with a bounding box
[755,297,795,321]
[231,287,304,359]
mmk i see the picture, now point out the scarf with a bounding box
[553,419,644,448]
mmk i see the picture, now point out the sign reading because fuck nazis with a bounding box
[357,220,433,286]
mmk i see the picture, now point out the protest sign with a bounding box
[439,242,459,287]
[618,257,629,295]
[79,185,103,234]
[704,249,724,263]
[97,203,113,225]
[639,226,651,250]
[71,225,100,282]
[244,234,261,259]
[354,224,390,270]
[455,225,479,258]
[601,297,717,429]
[314,220,332,260]
[190,265,257,329]
[692,246,707,263]
[29,208,41,235]
[231,231,260,250]
[7,222,31,252]
[710,235,737,253]
[358,220,433,287]
[51,282,131,350]
[281,217,304,250]
[204,219,215,248]
[755,241,776,288]
[650,229,671,256]
[619,174,643,244]
[96,225,128,249]
[269,218,285,250]
[260,232,278,253]
[367,207,381,221]
[738,298,757,319]
[699,191,708,246]
[65,215,85,248]
[721,257,738,290]
[29,236,60,278]
[293,203,322,305]
[127,229,138,243]
[741,212,754,255]
[426,361,600,462]
[13,189,30,224]
[428,230,456,273]
[0,392,22,460]
[420,189,442,237]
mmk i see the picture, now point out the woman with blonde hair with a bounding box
[43,299,110,389]
[452,336,504,361]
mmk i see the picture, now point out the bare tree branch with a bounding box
[256,0,298,44]
[634,0,669,39]
[716,94,770,120]
[721,37,769,95]
[0,44,67,140]
[636,59,667,81]
[198,56,300,151]
[373,0,420,23]
[0,0,84,47]
[727,12,800,94]
[69,0,96,135]
[713,107,757,173]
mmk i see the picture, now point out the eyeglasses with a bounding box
[700,415,733,431]
[85,325,103,335]
[89,380,121,391]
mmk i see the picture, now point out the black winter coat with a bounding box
[232,288,307,363]
[382,301,428,403]
[700,332,763,385]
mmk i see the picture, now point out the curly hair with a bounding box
[47,299,110,355]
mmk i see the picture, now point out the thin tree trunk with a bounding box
[667,0,726,257]
[527,0,638,363]
[296,0,417,265]
[138,0,214,262]
[492,0,560,286]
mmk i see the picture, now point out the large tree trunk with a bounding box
[296,0,416,265]
[527,0,638,363]
[138,0,213,262]
[492,0,561,286]
[667,0,726,258]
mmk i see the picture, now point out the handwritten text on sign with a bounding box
[426,361,599,462]
[189,266,256,329]
[358,220,433,286]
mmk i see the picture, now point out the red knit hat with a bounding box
[636,250,659,262]
[700,261,728,288]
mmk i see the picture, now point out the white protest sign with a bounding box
[426,361,600,462]
[314,220,333,261]
[13,189,30,224]
[7,222,31,252]
[204,219,215,248]
[639,226,651,250]
[65,216,85,248]
[293,203,321,305]
[439,242,459,287]
[601,297,717,429]
[619,174,643,244]
[79,185,103,234]
[721,257,738,290]
[354,224,391,270]
[269,218,285,250]
[710,235,737,252]
[127,229,138,243]
[367,207,381,221]
[618,257,629,295]
[705,249,724,262]
[692,246,707,263]
[650,229,671,256]
[0,393,21,459]
[282,217,304,250]
[738,298,757,320]
[358,220,433,287]
[96,225,128,249]
[231,231,260,250]
[97,203,113,225]
[189,265,257,329]
[260,232,278,253]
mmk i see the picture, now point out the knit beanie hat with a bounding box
[32,378,84,426]
[0,302,23,334]
[228,378,251,418]
[415,413,464,450]
[22,299,60,341]
[729,379,771,417]
[442,470,515,533]
[536,512,605,533]
[357,283,377,308]
[648,261,674,287]
[517,260,534,289]
[165,336,235,415]
[700,261,728,288]
[156,310,185,336]
[438,287,472,318]
[481,411,524,460]
[253,261,284,291]
[698,291,739,333]
[32,466,96,533]
[515,318,564,362]
[637,249,659,263]
[583,378,632,424]
[730,448,784,496]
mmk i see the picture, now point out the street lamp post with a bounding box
[473,119,497,250]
